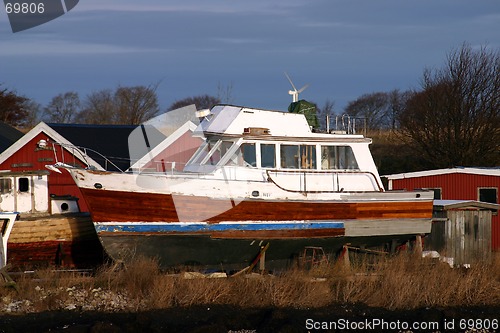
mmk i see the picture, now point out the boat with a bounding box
[52,105,434,270]
[1,211,18,269]
[7,213,104,269]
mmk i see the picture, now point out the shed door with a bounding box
[15,177,33,213]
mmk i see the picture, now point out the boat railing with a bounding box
[325,114,367,135]
[128,160,189,175]
[42,141,125,173]
[266,169,384,193]
[43,140,189,175]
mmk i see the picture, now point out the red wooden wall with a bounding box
[390,172,500,250]
[0,132,90,211]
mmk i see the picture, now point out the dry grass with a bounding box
[2,253,500,312]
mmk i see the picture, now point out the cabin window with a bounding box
[18,177,29,192]
[430,188,442,200]
[0,179,12,194]
[241,143,256,167]
[478,187,497,204]
[300,145,316,169]
[227,143,256,167]
[280,145,316,169]
[321,146,359,170]
[260,144,276,168]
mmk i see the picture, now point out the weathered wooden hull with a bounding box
[97,233,421,271]
[76,184,433,270]
[7,214,105,269]
[79,188,433,223]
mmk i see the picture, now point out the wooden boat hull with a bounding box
[97,233,422,270]
[7,214,105,269]
[77,185,433,270]
[79,188,433,223]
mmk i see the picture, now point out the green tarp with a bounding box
[288,100,319,129]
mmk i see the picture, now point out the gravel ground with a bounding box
[1,304,499,332]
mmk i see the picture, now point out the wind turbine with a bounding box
[285,72,309,103]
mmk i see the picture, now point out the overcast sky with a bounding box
[1,0,499,114]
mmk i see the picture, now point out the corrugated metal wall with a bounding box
[391,173,499,250]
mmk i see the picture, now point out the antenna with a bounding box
[284,72,309,103]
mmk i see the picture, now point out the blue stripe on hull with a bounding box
[95,222,345,233]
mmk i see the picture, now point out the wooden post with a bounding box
[341,245,350,269]
[259,247,266,272]
[415,235,423,256]
[231,243,270,277]
[0,264,19,292]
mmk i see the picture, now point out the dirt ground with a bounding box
[0,304,499,333]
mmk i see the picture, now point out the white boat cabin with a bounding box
[183,105,384,193]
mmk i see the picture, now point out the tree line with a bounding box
[1,43,499,172]
[0,83,224,127]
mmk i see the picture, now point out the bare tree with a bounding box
[0,85,28,127]
[77,89,116,124]
[217,81,234,104]
[21,99,42,129]
[76,84,160,125]
[168,94,220,111]
[387,89,411,130]
[317,99,335,130]
[398,43,500,168]
[115,84,160,125]
[43,91,80,123]
[344,92,390,131]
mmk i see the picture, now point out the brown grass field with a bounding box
[1,253,499,332]
[2,252,500,311]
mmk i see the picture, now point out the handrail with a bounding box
[265,169,384,193]
[50,142,125,173]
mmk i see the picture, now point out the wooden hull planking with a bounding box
[78,187,433,269]
[7,214,105,269]
[80,188,433,223]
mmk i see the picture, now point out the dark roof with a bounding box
[434,200,499,211]
[48,123,166,171]
[0,121,23,153]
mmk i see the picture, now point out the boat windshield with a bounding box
[189,139,236,166]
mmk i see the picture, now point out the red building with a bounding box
[0,121,202,213]
[385,167,500,250]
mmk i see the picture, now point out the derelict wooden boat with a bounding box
[54,105,434,270]
[6,213,105,269]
